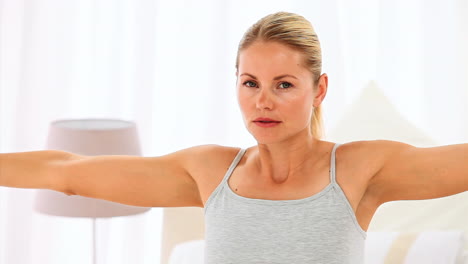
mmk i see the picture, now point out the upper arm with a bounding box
[367,140,468,205]
[58,144,223,208]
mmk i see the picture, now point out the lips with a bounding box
[253,118,281,123]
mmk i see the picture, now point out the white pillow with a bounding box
[168,239,205,264]
[365,231,466,264]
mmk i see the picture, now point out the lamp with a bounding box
[34,118,150,263]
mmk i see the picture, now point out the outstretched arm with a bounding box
[0,150,67,190]
[366,140,468,204]
[0,145,223,208]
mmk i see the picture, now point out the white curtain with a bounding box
[1,0,466,263]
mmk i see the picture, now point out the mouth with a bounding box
[254,120,281,124]
[253,118,282,127]
[253,118,281,123]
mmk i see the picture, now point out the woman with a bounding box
[1,11,467,263]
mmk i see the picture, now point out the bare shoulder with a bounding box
[180,144,241,172]
[334,139,411,203]
[333,139,410,230]
[336,139,406,180]
[333,140,399,205]
[177,144,242,205]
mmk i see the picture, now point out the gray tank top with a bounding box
[203,143,367,264]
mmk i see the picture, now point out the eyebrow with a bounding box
[240,73,298,80]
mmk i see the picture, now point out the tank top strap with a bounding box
[221,148,246,183]
[330,143,341,184]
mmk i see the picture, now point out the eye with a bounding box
[278,82,293,89]
[243,80,258,88]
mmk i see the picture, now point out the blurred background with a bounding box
[1,0,467,263]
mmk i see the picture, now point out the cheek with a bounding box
[287,94,313,117]
[237,88,250,113]
[237,90,247,116]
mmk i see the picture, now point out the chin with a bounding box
[248,126,310,145]
[249,131,285,145]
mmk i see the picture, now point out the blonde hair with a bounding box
[235,11,324,140]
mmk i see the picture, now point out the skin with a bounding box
[236,40,329,184]
[4,32,464,261]
[36,36,466,233]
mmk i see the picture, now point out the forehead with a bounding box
[238,41,309,77]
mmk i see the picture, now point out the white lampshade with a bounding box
[34,118,150,217]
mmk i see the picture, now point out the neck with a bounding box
[253,130,321,184]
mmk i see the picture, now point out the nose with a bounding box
[256,88,274,110]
